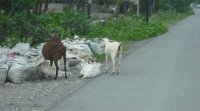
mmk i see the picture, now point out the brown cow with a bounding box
[42,33,67,79]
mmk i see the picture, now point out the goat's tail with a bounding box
[118,42,122,60]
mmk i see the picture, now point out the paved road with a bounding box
[48,9,200,111]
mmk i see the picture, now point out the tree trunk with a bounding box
[39,0,42,14]
[26,7,31,19]
[68,0,77,10]
[44,0,49,13]
[35,0,40,14]
[114,0,123,17]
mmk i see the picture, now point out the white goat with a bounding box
[102,38,122,75]
[78,62,101,78]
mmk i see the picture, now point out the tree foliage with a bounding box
[154,0,194,12]
[0,0,35,15]
[0,0,195,47]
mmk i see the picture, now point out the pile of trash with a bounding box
[0,35,105,84]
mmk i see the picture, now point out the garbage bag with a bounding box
[7,55,44,83]
[0,64,8,85]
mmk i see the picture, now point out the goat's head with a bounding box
[88,56,99,64]
[102,38,109,43]
[49,33,61,42]
[99,38,107,48]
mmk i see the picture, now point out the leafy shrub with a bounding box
[0,0,35,15]
[2,12,50,47]
[0,7,193,48]
[0,14,9,44]
[150,8,194,27]
[0,7,89,47]
[131,22,167,40]
[87,16,167,42]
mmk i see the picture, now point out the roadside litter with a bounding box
[0,35,105,84]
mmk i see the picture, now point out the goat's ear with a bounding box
[99,38,104,43]
[99,38,102,41]
[58,34,61,38]
[94,56,99,62]
[93,57,97,62]
[49,33,54,37]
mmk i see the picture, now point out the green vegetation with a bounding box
[0,8,89,47]
[0,7,194,48]
[0,0,195,48]
[150,8,194,27]
[87,18,167,41]
[0,0,194,62]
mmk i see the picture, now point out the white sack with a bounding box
[89,42,104,54]
[40,59,71,78]
[0,50,7,63]
[39,60,55,77]
[75,44,93,55]
[7,55,44,83]
[68,58,80,67]
[29,48,41,56]
[0,64,8,85]
[60,59,71,70]
[11,43,30,53]
[79,63,101,78]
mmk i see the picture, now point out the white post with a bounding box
[87,0,92,19]
[137,0,139,17]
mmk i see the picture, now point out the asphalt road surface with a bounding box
[48,9,200,111]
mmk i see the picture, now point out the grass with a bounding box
[94,8,195,62]
[150,8,194,28]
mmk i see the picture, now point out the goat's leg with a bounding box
[50,60,53,67]
[78,73,83,78]
[105,55,108,73]
[117,58,121,75]
[63,55,67,79]
[111,54,116,75]
[53,60,59,80]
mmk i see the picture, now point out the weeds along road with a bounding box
[48,9,200,111]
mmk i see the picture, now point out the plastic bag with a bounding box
[0,64,8,85]
[89,42,104,54]
[7,55,44,83]
[39,59,55,77]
